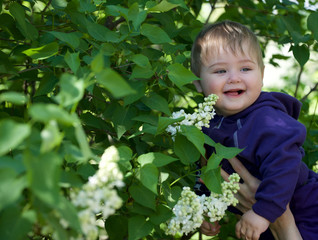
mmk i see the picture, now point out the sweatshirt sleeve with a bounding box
[238,107,306,222]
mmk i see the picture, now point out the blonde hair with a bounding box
[191,20,264,77]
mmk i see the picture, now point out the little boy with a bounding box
[192,20,318,240]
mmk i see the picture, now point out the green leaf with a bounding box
[0,206,36,240]
[57,197,82,232]
[140,163,159,195]
[55,73,85,108]
[52,0,68,9]
[141,92,171,115]
[206,153,223,170]
[105,215,128,240]
[149,204,172,225]
[280,15,307,45]
[0,169,27,211]
[128,3,147,29]
[96,68,136,98]
[74,121,93,162]
[29,103,77,125]
[201,167,222,194]
[40,120,63,153]
[174,134,200,165]
[133,114,158,126]
[0,91,28,105]
[156,116,184,135]
[137,152,178,167]
[49,31,80,48]
[129,183,156,210]
[22,42,59,60]
[0,119,31,156]
[180,125,206,156]
[308,12,318,41]
[293,44,310,67]
[131,54,150,68]
[167,63,198,88]
[128,216,153,240]
[0,156,25,174]
[64,51,80,74]
[130,65,154,79]
[24,151,62,206]
[112,104,137,139]
[117,146,133,171]
[141,23,172,44]
[9,2,38,40]
[91,53,104,73]
[148,0,179,12]
[204,133,217,147]
[87,22,119,42]
[123,81,146,106]
[162,184,182,208]
[215,143,243,159]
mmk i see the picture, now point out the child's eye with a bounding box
[241,68,251,72]
[214,70,226,74]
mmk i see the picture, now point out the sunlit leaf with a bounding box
[29,104,77,125]
[22,42,59,60]
[148,0,179,12]
[0,91,28,105]
[55,73,85,108]
[137,152,178,167]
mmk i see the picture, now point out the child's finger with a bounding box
[221,168,230,182]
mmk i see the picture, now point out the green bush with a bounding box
[0,0,317,239]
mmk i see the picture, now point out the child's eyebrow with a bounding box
[207,59,256,69]
[238,59,257,65]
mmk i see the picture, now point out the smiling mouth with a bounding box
[224,89,245,96]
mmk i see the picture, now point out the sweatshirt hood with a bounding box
[230,92,302,120]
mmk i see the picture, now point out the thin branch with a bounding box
[205,0,218,24]
[294,66,303,97]
[41,0,53,22]
[301,82,318,102]
[0,65,50,79]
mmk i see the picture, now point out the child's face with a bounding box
[198,44,264,116]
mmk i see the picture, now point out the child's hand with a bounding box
[236,210,270,240]
[200,220,221,236]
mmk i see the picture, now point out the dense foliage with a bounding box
[0,0,317,239]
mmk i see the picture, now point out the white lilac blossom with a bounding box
[70,146,124,240]
[166,94,218,138]
[166,173,240,236]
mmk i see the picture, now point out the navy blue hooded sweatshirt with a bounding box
[203,91,309,223]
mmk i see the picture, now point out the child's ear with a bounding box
[193,80,203,92]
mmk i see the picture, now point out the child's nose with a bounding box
[227,72,241,83]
